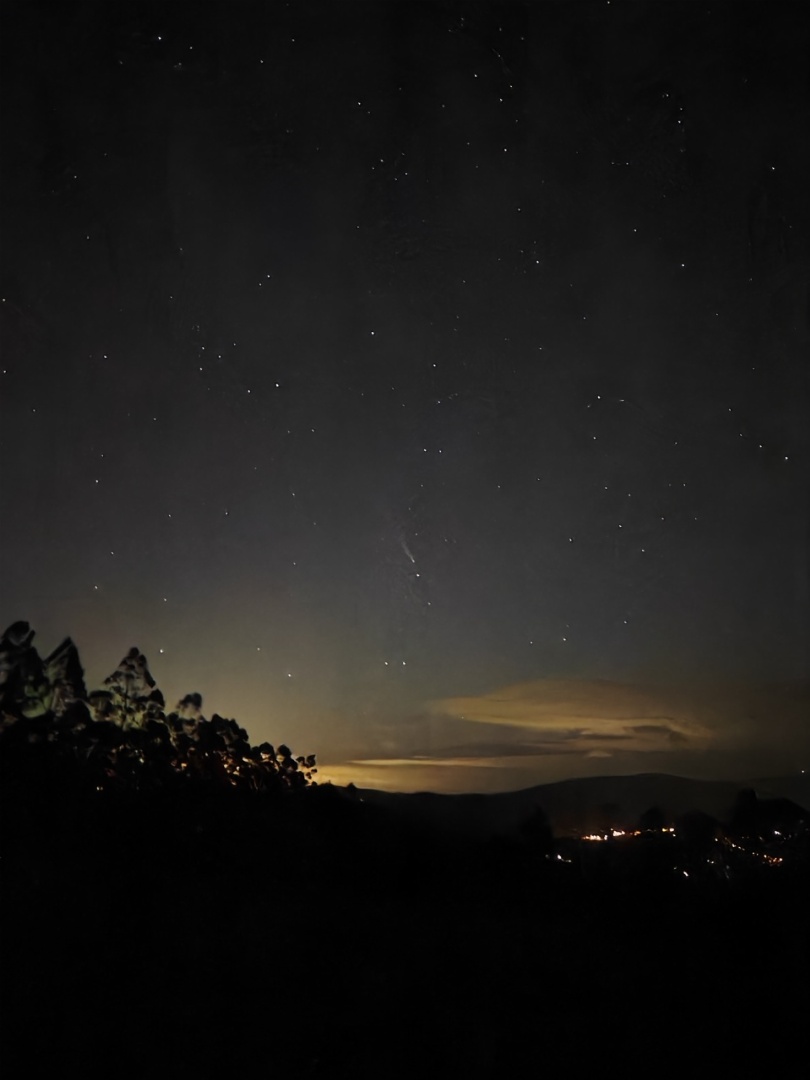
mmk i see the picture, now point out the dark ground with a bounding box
[2,764,808,1080]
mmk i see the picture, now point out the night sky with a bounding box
[2,1,808,792]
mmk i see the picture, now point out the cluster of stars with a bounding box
[2,1,804,740]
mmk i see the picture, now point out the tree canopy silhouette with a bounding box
[0,622,316,796]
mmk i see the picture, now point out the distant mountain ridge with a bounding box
[348,772,810,838]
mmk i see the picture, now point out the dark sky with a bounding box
[2,1,808,791]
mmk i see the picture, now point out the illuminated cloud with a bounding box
[428,678,712,754]
[319,680,810,794]
[348,756,527,769]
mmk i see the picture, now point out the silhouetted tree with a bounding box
[519,805,553,855]
[639,805,667,832]
[0,622,317,796]
[730,789,760,839]
[597,801,622,832]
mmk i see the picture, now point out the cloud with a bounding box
[347,755,541,769]
[319,679,810,794]
[627,723,689,745]
[414,740,595,759]
[428,678,712,755]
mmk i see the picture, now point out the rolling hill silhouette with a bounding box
[349,771,810,838]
